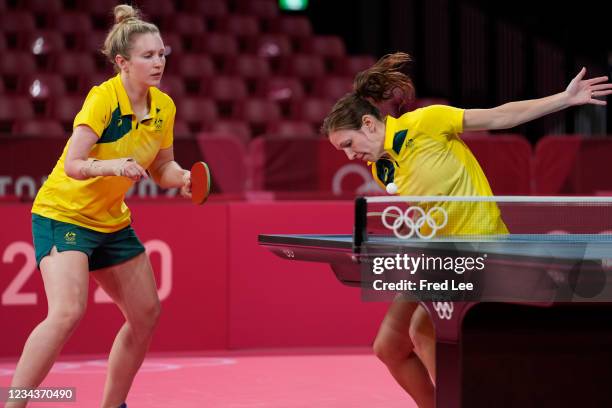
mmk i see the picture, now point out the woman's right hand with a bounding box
[118,159,148,182]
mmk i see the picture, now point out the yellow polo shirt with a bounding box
[32,74,175,232]
[371,105,508,235]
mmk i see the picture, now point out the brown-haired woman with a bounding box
[322,52,611,407]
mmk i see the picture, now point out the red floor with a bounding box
[0,349,415,407]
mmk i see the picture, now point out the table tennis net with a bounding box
[359,196,612,241]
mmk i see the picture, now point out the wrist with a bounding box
[81,158,134,178]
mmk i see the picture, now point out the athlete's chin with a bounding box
[147,76,162,87]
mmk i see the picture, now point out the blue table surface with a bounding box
[259,234,612,260]
[263,234,612,243]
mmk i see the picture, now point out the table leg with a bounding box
[435,341,462,408]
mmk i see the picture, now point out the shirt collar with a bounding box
[112,74,158,120]
[383,115,402,161]
[112,74,133,117]
[367,116,397,166]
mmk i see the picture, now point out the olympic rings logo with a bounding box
[432,301,454,320]
[381,206,448,239]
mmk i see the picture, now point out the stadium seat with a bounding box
[13,119,65,137]
[268,16,313,39]
[182,0,228,30]
[159,75,186,99]
[54,12,93,34]
[336,55,376,76]
[76,29,106,50]
[226,55,270,81]
[169,54,215,77]
[0,96,35,121]
[161,33,184,57]
[279,54,325,92]
[216,15,260,38]
[235,99,281,122]
[255,77,305,102]
[137,0,176,21]
[193,33,239,60]
[208,76,248,101]
[236,0,279,19]
[280,54,325,79]
[208,120,252,145]
[0,52,37,75]
[167,54,214,94]
[81,72,113,93]
[51,96,84,130]
[265,120,316,138]
[312,76,353,100]
[0,12,36,35]
[300,35,346,58]
[291,98,335,126]
[51,52,96,93]
[0,96,35,132]
[208,76,248,117]
[77,0,117,15]
[234,98,281,135]
[73,30,108,71]
[163,13,206,52]
[182,0,228,18]
[175,97,218,132]
[173,119,191,138]
[246,34,292,59]
[0,52,37,91]
[21,73,66,99]
[25,31,65,56]
[24,0,62,11]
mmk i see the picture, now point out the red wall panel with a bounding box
[227,201,388,348]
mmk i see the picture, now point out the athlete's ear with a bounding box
[361,114,375,132]
[115,54,129,72]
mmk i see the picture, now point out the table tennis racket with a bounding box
[190,161,211,205]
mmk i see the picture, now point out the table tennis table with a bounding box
[258,197,612,408]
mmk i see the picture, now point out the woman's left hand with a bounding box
[565,67,612,106]
[180,170,192,199]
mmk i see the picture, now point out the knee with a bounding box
[373,333,413,367]
[47,304,87,335]
[408,318,434,356]
[130,300,161,335]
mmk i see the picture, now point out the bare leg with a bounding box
[7,248,89,408]
[373,297,435,408]
[410,305,437,383]
[91,253,161,408]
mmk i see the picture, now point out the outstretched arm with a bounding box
[463,68,612,131]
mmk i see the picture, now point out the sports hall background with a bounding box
[1,0,611,356]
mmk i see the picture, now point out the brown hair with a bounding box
[321,52,414,135]
[102,4,160,72]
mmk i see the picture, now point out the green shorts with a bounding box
[31,214,145,271]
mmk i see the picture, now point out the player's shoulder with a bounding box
[401,105,462,126]
[408,104,462,117]
[150,87,176,112]
[90,76,115,97]
[81,81,114,110]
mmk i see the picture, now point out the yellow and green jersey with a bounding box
[32,74,175,232]
[371,105,508,235]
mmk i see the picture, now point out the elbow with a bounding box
[64,161,86,180]
[149,170,163,187]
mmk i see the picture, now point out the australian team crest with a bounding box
[154,118,163,131]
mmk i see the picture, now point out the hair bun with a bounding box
[114,4,140,24]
